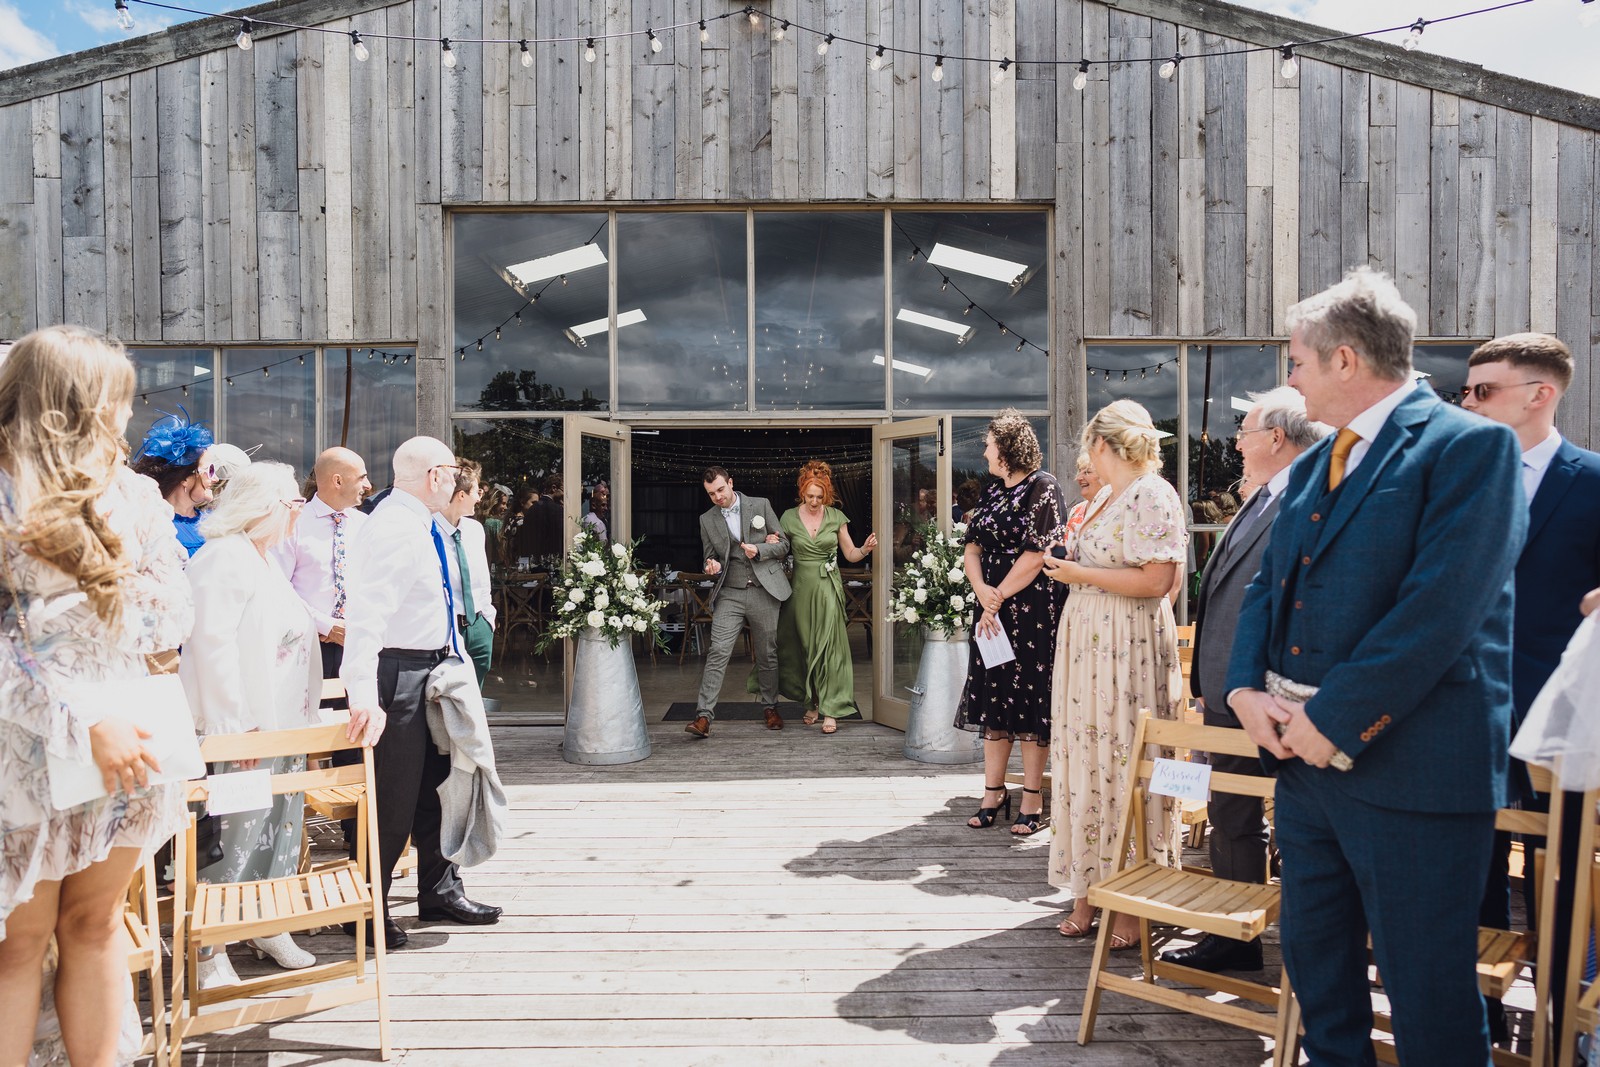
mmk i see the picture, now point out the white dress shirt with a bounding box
[1339,378,1420,478]
[1521,428,1563,503]
[270,494,368,636]
[722,494,742,542]
[341,490,452,711]
[434,514,497,628]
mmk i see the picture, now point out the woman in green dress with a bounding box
[759,461,878,733]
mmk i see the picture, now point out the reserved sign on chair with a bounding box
[1149,757,1212,802]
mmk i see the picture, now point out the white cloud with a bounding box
[1238,0,1599,98]
[0,0,59,69]
[69,0,174,38]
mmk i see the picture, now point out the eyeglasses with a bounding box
[430,464,462,475]
[1462,380,1545,403]
[1234,427,1275,442]
[280,497,307,509]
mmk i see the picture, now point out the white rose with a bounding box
[560,599,575,612]
[574,531,585,545]
[593,591,610,611]
[913,588,927,604]
[622,572,640,591]
[950,594,965,611]
[916,576,926,588]
[904,607,919,623]
[569,587,585,603]
[622,613,635,628]
[607,615,621,630]
[947,567,964,583]
[921,552,936,568]
[581,559,606,577]
[586,609,604,629]
[612,542,627,558]
[633,617,648,632]
[751,514,765,530]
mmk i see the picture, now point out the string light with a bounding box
[476,338,484,351]
[992,57,1012,85]
[350,30,368,62]
[584,37,596,63]
[1073,60,1090,91]
[870,45,886,71]
[1403,18,1428,50]
[1278,44,1298,80]
[519,39,531,67]
[747,7,760,29]
[1158,52,1181,79]
[931,55,945,82]
[647,28,661,53]
[114,0,133,30]
[234,17,253,50]
[699,19,709,43]
[816,33,833,56]
[773,20,789,42]
[441,37,457,68]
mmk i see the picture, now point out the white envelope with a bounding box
[47,674,205,811]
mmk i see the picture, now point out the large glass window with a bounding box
[221,348,318,478]
[1086,344,1182,494]
[892,212,1049,410]
[322,346,417,490]
[753,212,886,411]
[129,348,216,447]
[615,213,748,411]
[453,212,610,413]
[1185,344,1280,525]
[1414,343,1477,405]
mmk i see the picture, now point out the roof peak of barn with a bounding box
[2,0,1596,127]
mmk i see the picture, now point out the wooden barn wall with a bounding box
[0,0,1596,450]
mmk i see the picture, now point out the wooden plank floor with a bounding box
[187,717,1287,1066]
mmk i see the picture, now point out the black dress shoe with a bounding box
[418,897,502,925]
[1158,934,1263,972]
[342,918,407,951]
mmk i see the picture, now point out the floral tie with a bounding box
[330,511,347,619]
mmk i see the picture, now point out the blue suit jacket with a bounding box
[1225,385,1526,814]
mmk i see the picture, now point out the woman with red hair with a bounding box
[755,461,878,733]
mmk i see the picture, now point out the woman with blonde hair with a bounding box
[0,326,194,1066]
[1042,399,1186,948]
[758,461,877,733]
[179,462,323,986]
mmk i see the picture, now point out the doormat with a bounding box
[663,702,799,722]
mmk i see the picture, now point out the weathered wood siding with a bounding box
[1,0,1597,446]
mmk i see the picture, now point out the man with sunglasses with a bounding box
[1463,333,1600,1040]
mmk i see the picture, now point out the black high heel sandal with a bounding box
[968,784,1012,828]
[1011,787,1043,836]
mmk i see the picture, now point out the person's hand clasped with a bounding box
[1229,689,1293,760]
[764,533,782,544]
[975,607,1002,639]
[741,541,758,560]
[1040,553,1076,584]
[1275,701,1339,768]
[704,557,722,576]
[345,706,387,747]
[89,717,160,795]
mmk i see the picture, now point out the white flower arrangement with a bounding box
[751,514,765,530]
[537,527,669,652]
[887,521,974,637]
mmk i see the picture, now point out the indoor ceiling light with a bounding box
[896,308,976,344]
[872,353,934,379]
[506,243,608,287]
[564,308,647,348]
[926,241,1032,290]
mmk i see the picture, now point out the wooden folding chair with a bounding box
[302,680,414,881]
[1078,713,1300,1066]
[677,575,716,665]
[173,722,391,1060]
[1544,769,1600,1067]
[124,838,181,1067]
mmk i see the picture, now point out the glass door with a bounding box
[561,416,632,715]
[870,416,953,731]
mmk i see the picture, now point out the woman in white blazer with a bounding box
[179,462,323,986]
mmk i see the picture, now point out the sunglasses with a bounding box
[280,497,307,509]
[1462,380,1544,403]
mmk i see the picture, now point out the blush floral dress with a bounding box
[1048,472,1186,898]
[953,472,1068,744]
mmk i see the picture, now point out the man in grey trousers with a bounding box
[686,466,792,738]
[1160,387,1328,973]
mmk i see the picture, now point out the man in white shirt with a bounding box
[434,459,497,687]
[271,446,372,690]
[342,436,502,949]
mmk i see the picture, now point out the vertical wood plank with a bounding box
[508,0,539,202]
[481,0,512,202]
[1529,117,1559,333]
[825,0,867,200]
[32,96,60,180]
[768,1,799,199]
[1269,48,1298,333]
[614,0,644,200]
[633,64,674,199]
[1493,108,1531,336]
[440,0,483,203]
[294,32,328,340]
[1554,127,1593,445]
[1297,59,1341,299]
[226,46,259,340]
[1148,19,1179,336]
[1430,103,1460,335]
[63,236,106,332]
[920,0,965,199]
[700,47,729,199]
[891,0,921,200]
[388,3,419,341]
[1012,0,1054,202]
[414,0,442,204]
[794,0,826,199]
[535,0,579,201]
[1080,4,1109,336]
[101,77,135,339]
[1053,0,1084,446]
[1338,68,1368,275]
[351,16,393,340]
[0,103,31,203]
[672,0,704,201]
[1367,124,1396,278]
[415,202,445,430]
[1205,34,1246,336]
[199,51,232,339]
[130,69,160,341]
[59,84,104,240]
[257,208,300,339]
[1243,48,1272,335]
[0,203,36,338]
[1394,82,1430,323]
[863,0,895,200]
[33,176,63,328]
[157,58,204,340]
[255,35,299,213]
[748,3,772,198]
[960,0,990,200]
[1107,11,1151,334]
[988,0,1016,202]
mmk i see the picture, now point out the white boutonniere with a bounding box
[751,514,765,530]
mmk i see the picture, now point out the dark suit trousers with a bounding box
[1276,763,1494,1067]
[1199,701,1271,888]
[319,641,365,845]
[374,648,463,911]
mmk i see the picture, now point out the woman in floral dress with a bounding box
[1042,400,1186,948]
[953,410,1068,836]
[0,327,194,1067]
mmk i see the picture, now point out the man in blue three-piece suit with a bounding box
[1463,332,1600,1037]
[1225,268,1526,1066]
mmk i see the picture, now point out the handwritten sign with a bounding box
[206,769,273,817]
[1149,757,1212,803]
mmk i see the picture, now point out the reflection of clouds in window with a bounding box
[1413,344,1477,404]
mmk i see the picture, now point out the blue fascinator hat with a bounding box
[135,407,214,467]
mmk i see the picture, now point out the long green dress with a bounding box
[750,506,860,719]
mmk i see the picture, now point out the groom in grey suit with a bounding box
[1161,387,1328,974]
[686,466,792,738]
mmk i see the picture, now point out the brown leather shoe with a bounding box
[685,714,711,738]
[765,706,783,730]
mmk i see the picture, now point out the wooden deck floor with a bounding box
[190,717,1286,1066]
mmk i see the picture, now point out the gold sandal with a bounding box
[802,710,820,726]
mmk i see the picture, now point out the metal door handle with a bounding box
[904,685,925,696]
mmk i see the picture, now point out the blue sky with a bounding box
[3,0,1596,97]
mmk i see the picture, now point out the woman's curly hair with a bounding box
[796,460,837,507]
[987,408,1042,475]
[0,326,137,630]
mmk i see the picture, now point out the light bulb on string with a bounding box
[441,38,457,68]
[584,38,596,62]
[1278,44,1298,80]
[963,303,974,316]
[559,274,568,286]
[262,366,270,379]
[515,311,522,326]
[931,55,945,82]
[940,276,949,292]
[476,339,484,351]
[1073,60,1089,92]
[773,20,788,42]
[998,323,1008,335]
[816,34,833,56]
[297,353,305,364]
[1016,340,1025,352]
[870,45,886,71]
[350,30,368,62]
[699,20,709,43]
[647,29,661,53]
[459,350,466,361]
[747,7,760,29]
[1158,53,1181,79]
[115,0,134,31]
[519,40,532,67]
[1403,18,1427,51]
[234,18,253,51]
[494,327,502,340]
[181,385,189,397]
[992,57,1011,85]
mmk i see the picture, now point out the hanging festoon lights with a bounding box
[1073,60,1090,91]
[350,30,369,61]
[1403,18,1428,50]
[114,0,134,30]
[233,17,252,50]
[1278,44,1298,79]
[441,37,457,68]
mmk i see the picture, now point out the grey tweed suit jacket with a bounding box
[1190,491,1282,710]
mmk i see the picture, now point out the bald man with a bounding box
[273,447,373,680]
[341,437,501,949]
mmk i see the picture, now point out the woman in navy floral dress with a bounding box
[954,410,1068,835]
